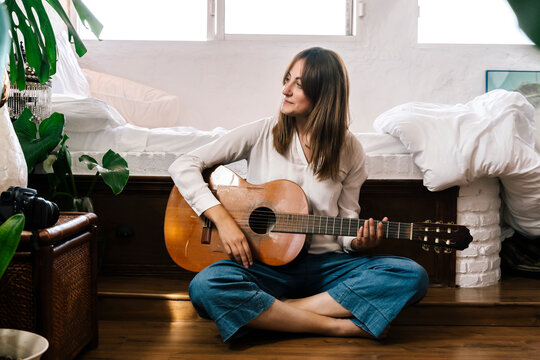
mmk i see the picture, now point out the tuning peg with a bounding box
[422,244,430,252]
[444,248,453,254]
[434,246,441,254]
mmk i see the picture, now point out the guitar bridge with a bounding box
[201,216,212,244]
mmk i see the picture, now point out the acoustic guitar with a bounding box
[164,166,472,272]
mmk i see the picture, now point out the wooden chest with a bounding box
[0,212,98,360]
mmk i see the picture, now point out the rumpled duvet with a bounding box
[374,90,540,239]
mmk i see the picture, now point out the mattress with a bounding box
[67,150,422,179]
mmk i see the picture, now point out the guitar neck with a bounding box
[273,214,414,240]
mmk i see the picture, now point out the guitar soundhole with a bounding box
[249,207,276,234]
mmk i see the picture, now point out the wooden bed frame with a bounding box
[29,175,458,286]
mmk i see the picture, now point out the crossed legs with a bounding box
[247,294,374,338]
[189,254,428,342]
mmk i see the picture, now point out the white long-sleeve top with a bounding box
[168,117,368,254]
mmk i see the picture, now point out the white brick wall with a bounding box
[456,178,502,287]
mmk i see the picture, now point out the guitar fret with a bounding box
[276,215,418,241]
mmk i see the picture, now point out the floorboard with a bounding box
[77,321,540,360]
[79,274,540,359]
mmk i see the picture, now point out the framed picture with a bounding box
[486,70,540,106]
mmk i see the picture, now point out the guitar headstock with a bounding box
[413,221,472,251]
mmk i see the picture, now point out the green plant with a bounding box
[12,108,129,211]
[12,108,64,173]
[5,0,102,90]
[45,134,129,211]
[507,0,540,47]
[4,1,129,211]
[0,214,25,279]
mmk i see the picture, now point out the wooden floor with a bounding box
[77,275,540,359]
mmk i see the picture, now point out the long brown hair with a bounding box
[272,47,350,181]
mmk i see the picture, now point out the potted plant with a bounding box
[2,0,129,210]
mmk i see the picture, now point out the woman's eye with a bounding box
[296,82,302,88]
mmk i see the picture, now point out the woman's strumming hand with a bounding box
[203,204,253,268]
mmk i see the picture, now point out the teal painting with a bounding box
[486,70,540,107]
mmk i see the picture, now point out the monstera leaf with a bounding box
[507,0,540,47]
[0,214,25,279]
[5,0,102,89]
[79,150,129,195]
[12,108,65,173]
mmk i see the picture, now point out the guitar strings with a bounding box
[211,210,426,239]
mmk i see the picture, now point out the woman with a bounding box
[169,47,428,342]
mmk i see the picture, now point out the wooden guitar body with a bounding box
[164,166,309,272]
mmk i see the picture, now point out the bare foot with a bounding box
[333,318,375,338]
[334,319,390,340]
[283,294,352,318]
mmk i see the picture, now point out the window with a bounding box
[78,0,354,41]
[418,0,533,45]
[224,0,353,36]
[79,0,207,41]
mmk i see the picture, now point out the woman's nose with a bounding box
[282,83,292,96]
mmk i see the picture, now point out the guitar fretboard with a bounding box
[273,213,414,240]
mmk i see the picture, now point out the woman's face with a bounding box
[281,59,313,121]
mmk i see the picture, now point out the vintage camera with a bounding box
[0,186,59,230]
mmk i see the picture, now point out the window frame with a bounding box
[209,0,358,41]
[72,0,361,42]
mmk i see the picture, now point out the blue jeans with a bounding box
[189,252,428,342]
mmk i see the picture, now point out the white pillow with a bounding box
[46,3,90,97]
[374,90,540,239]
[52,94,126,133]
[83,69,180,128]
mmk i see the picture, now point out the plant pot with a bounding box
[0,102,27,194]
[0,329,48,360]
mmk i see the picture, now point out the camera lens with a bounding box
[27,197,60,230]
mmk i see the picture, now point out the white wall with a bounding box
[77,0,540,132]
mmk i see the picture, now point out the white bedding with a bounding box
[53,92,408,153]
[52,94,417,179]
[374,90,540,239]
